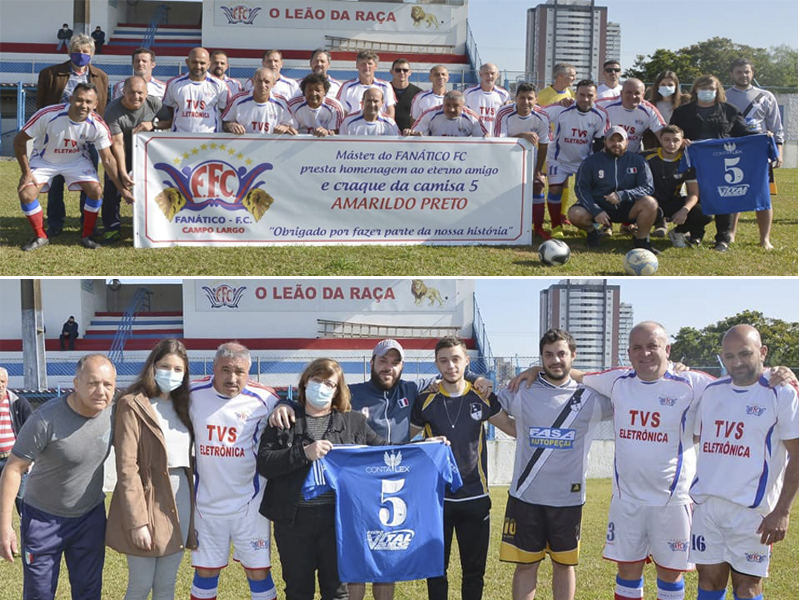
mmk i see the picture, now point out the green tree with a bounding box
[671,310,799,374]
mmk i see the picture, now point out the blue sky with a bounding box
[469,0,798,75]
[474,278,800,359]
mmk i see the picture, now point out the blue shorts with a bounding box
[21,501,106,600]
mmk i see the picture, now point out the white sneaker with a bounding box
[668,228,688,248]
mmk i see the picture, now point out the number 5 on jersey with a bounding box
[380,479,407,527]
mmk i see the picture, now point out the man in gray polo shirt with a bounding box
[99,75,163,244]
[0,354,116,600]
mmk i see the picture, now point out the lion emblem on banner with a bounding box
[411,279,445,306]
[411,6,441,29]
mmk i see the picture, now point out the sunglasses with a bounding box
[394,68,410,73]
[605,68,621,73]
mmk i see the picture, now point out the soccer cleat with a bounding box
[586,229,602,248]
[668,229,687,248]
[22,237,49,252]
[551,225,565,239]
[80,236,101,249]
[533,226,552,240]
[99,231,121,245]
[633,238,661,255]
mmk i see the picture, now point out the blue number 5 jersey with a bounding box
[302,441,462,583]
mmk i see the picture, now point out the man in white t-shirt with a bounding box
[411,65,449,122]
[407,90,486,137]
[210,49,242,96]
[340,88,399,136]
[596,59,623,99]
[245,50,299,100]
[303,48,342,99]
[161,47,229,133]
[189,342,279,600]
[288,73,345,136]
[14,82,131,251]
[690,325,798,600]
[111,47,166,100]
[337,50,396,118]
[463,62,510,129]
[597,79,665,154]
[222,68,296,135]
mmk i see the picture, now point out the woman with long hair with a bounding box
[646,70,689,123]
[107,338,196,600]
[257,358,386,600]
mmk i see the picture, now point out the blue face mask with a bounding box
[697,89,717,103]
[155,369,184,394]
[70,52,92,67]
[305,381,335,409]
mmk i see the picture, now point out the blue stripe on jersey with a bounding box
[668,404,691,498]
[664,370,691,386]
[190,380,214,393]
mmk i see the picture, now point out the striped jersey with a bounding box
[498,374,611,506]
[463,84,511,127]
[542,103,609,169]
[493,103,551,140]
[23,103,112,165]
[411,383,501,500]
[0,395,14,455]
[583,365,714,506]
[596,97,665,153]
[112,77,167,100]
[337,78,397,115]
[410,90,444,121]
[189,377,278,516]
[288,96,345,134]
[691,374,798,515]
[340,112,399,136]
[162,73,230,133]
[221,92,294,134]
[411,106,486,137]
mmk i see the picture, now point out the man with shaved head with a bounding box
[0,354,116,599]
[597,79,665,154]
[690,325,798,600]
[463,62,510,129]
[222,68,297,135]
[161,47,230,132]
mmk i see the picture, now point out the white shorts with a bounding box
[192,499,272,570]
[603,497,694,571]
[689,497,771,578]
[546,160,577,186]
[28,157,99,193]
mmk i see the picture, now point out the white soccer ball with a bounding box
[624,248,659,276]
[538,239,571,266]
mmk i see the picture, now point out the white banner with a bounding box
[194,279,460,312]
[214,1,456,32]
[133,133,532,247]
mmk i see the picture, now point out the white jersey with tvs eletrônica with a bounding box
[411,106,486,137]
[543,103,609,170]
[340,112,399,136]
[222,92,295,134]
[691,374,799,515]
[23,104,112,165]
[410,90,445,121]
[190,377,278,517]
[288,96,345,133]
[112,77,167,100]
[583,365,714,506]
[162,73,230,133]
[336,78,397,115]
[463,84,511,127]
[494,104,551,141]
[596,97,665,153]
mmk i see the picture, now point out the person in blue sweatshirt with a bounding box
[568,126,660,253]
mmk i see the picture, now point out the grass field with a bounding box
[0,159,796,276]
[1,480,797,600]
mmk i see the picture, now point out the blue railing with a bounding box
[142,3,169,49]
[108,287,154,364]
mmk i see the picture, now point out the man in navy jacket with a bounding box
[568,126,660,253]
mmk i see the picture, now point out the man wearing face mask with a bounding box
[56,24,73,52]
[36,33,109,239]
[189,343,280,600]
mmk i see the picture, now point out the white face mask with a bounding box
[697,89,717,103]
[305,381,335,409]
[155,369,183,394]
[658,85,675,98]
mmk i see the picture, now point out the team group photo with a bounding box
[0,0,796,276]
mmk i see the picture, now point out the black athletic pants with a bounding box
[427,495,491,600]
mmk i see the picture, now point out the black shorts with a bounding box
[499,494,583,565]
[593,199,636,223]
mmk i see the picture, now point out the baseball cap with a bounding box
[372,339,405,360]
[606,126,628,141]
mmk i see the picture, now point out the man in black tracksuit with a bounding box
[568,125,660,253]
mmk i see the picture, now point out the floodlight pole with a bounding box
[21,279,48,390]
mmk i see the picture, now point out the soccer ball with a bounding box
[623,249,659,276]
[538,239,571,266]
